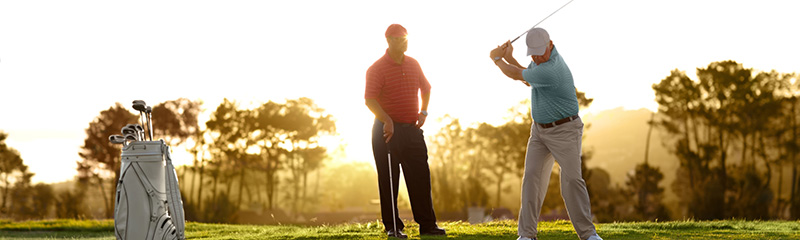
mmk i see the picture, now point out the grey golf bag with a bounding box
[114,140,186,240]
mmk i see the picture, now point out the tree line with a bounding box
[1,60,798,223]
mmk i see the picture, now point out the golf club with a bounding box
[123,124,144,141]
[121,126,138,141]
[132,100,148,140]
[145,106,153,141]
[387,147,399,238]
[123,132,138,143]
[109,135,126,146]
[509,0,576,44]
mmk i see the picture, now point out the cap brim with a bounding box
[527,46,547,56]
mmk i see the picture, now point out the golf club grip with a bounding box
[510,33,525,44]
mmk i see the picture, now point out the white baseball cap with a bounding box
[526,28,550,56]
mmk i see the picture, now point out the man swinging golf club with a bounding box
[490,28,603,240]
[365,24,446,238]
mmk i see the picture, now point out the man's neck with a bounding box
[388,50,405,64]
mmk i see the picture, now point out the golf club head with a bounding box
[145,106,152,114]
[132,100,147,112]
[127,124,144,132]
[109,135,126,144]
[121,127,136,135]
[122,124,144,141]
[124,132,139,141]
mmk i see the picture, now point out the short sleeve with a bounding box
[365,67,383,99]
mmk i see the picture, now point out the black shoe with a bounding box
[387,229,408,238]
[419,226,446,236]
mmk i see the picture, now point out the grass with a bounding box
[1,219,799,239]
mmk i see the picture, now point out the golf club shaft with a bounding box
[147,112,153,141]
[138,113,146,140]
[510,0,575,44]
[387,149,398,236]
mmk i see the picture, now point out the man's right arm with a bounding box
[365,99,393,143]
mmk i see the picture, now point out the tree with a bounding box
[281,98,335,218]
[252,101,288,210]
[77,103,139,218]
[428,116,470,213]
[205,98,251,217]
[55,184,89,219]
[625,162,669,221]
[0,131,26,216]
[151,98,201,144]
[11,178,55,220]
[652,61,790,220]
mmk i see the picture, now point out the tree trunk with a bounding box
[314,168,320,205]
[791,98,799,219]
[189,164,196,208]
[197,159,205,217]
[263,142,275,210]
[96,174,111,218]
[1,174,8,214]
[777,131,784,218]
[237,167,246,211]
[495,172,504,208]
[644,113,655,165]
[302,170,308,215]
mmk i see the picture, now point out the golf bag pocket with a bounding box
[115,141,182,240]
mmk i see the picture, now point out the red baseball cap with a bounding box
[385,24,408,38]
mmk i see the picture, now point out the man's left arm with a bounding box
[490,44,528,85]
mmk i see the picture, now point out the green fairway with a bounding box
[1,219,799,239]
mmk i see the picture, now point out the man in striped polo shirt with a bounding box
[365,24,445,238]
[490,28,603,240]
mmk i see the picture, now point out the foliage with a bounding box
[652,61,797,220]
[76,103,138,218]
[183,98,336,223]
[0,131,26,216]
[151,98,202,146]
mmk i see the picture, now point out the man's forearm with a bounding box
[366,99,392,124]
[494,60,524,81]
[420,92,430,112]
[505,55,524,69]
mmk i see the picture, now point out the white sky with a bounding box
[1,0,798,184]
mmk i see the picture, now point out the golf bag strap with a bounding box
[164,145,186,240]
[131,162,164,223]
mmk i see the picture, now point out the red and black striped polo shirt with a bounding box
[365,50,431,124]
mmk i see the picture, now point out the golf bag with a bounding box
[114,140,186,240]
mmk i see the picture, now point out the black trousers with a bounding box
[372,119,437,231]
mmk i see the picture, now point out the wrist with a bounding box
[419,110,428,116]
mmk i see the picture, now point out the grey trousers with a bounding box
[518,117,597,240]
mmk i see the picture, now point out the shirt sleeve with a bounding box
[522,63,556,88]
[365,67,383,99]
[419,68,431,94]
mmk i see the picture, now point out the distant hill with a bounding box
[581,107,679,205]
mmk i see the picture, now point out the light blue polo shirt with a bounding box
[522,46,579,124]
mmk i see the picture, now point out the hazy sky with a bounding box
[1,0,798,184]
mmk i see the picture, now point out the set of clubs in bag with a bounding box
[109,100,154,146]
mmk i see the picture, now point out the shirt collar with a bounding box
[531,45,559,67]
[382,49,403,66]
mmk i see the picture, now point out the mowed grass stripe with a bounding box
[1,219,799,239]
